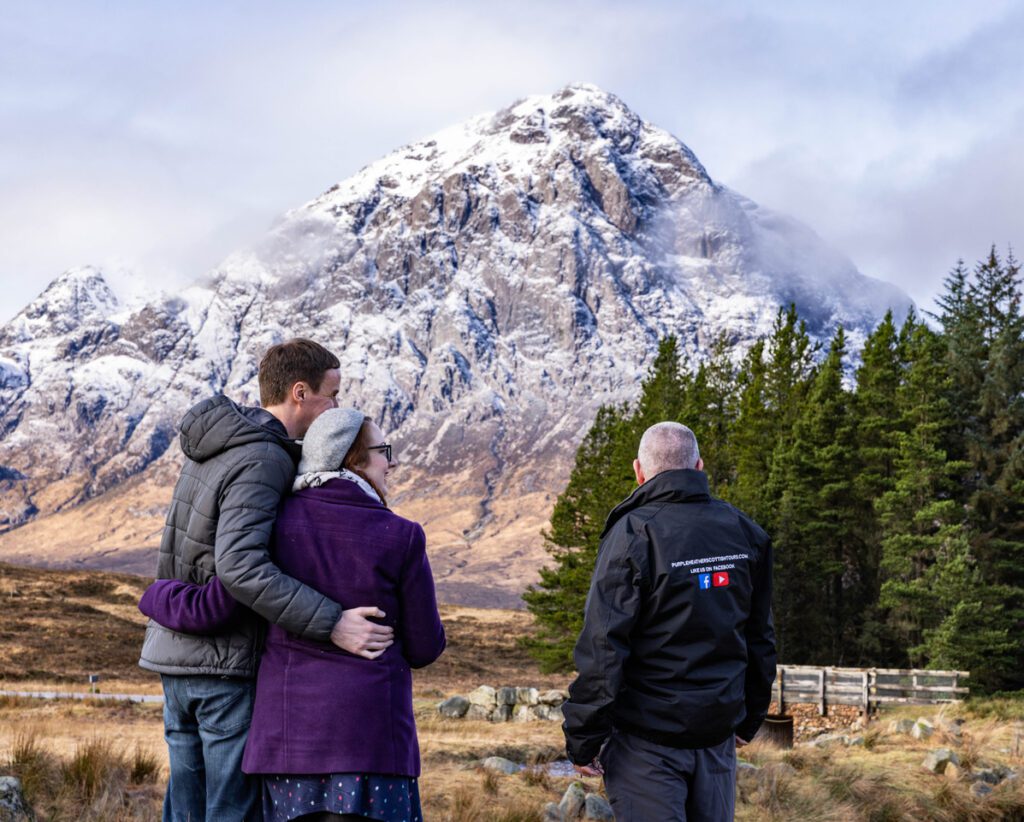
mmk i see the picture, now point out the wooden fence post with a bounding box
[818,669,826,716]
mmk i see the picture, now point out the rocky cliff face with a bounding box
[0,84,910,605]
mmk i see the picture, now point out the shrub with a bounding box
[129,745,161,785]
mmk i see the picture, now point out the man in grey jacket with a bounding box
[140,338,394,821]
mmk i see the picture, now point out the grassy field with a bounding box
[1,562,1023,820]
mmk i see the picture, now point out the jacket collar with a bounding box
[179,395,301,465]
[295,476,386,509]
[600,469,711,537]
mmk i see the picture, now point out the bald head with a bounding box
[636,422,701,482]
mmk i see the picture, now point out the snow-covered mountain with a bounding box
[0,84,910,605]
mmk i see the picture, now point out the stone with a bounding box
[939,718,965,739]
[491,704,513,722]
[468,685,497,707]
[542,802,565,822]
[583,793,614,821]
[974,768,1000,785]
[466,704,493,721]
[516,687,540,706]
[970,781,993,798]
[533,704,563,721]
[497,686,518,706]
[889,718,916,735]
[0,776,33,821]
[922,749,959,774]
[945,762,963,781]
[539,689,567,705]
[513,705,537,722]
[812,733,848,748]
[847,736,865,746]
[481,756,519,775]
[437,695,470,718]
[559,782,587,820]
[911,718,934,740]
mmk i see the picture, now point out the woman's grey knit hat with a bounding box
[298,407,365,474]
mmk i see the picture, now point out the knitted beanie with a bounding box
[297,407,366,474]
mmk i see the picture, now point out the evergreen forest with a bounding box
[523,247,1024,694]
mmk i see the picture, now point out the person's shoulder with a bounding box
[383,509,425,539]
[221,438,295,486]
[714,499,770,544]
[603,503,661,547]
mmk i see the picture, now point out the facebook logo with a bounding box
[698,573,711,590]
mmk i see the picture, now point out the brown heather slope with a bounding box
[0,562,563,692]
[0,467,558,609]
[0,563,152,684]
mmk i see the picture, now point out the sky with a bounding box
[1,0,1022,322]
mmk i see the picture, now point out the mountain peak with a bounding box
[4,266,120,343]
[0,87,911,605]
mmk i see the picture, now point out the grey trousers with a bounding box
[599,731,736,821]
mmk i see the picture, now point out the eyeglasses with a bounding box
[368,443,393,463]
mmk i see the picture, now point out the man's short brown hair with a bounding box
[258,338,340,406]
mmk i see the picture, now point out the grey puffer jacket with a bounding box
[139,395,343,677]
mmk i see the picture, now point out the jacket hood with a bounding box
[178,395,301,464]
[601,469,711,537]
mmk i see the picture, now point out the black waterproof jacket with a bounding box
[139,395,343,677]
[563,469,776,764]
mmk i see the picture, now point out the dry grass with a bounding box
[734,709,1024,822]
[1,563,1023,820]
[4,682,1024,821]
[3,726,163,820]
[0,562,152,684]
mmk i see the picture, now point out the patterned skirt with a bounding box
[262,773,422,822]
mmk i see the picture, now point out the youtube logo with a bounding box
[712,572,729,588]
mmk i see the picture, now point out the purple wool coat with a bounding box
[140,478,445,777]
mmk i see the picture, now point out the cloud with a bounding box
[1,1,1022,321]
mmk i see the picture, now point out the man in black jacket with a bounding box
[563,421,776,821]
[140,339,394,821]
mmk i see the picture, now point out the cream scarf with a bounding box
[291,468,382,504]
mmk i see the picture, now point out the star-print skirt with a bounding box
[262,773,423,822]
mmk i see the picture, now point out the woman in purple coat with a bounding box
[141,408,446,822]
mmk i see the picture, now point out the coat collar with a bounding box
[293,476,386,510]
[600,469,711,537]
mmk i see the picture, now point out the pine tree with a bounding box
[901,247,1024,690]
[681,333,737,494]
[725,340,772,522]
[961,247,1024,689]
[522,337,686,671]
[922,544,1019,692]
[635,337,688,425]
[521,403,636,670]
[876,322,968,665]
[772,328,857,663]
[730,306,817,530]
[851,310,908,661]
[934,258,984,466]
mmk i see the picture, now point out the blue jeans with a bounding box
[161,674,259,822]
